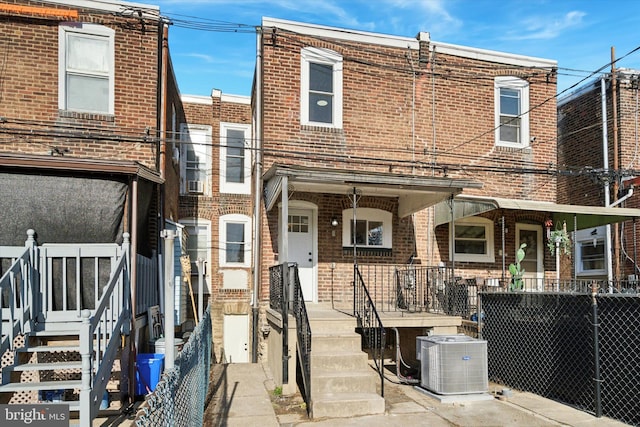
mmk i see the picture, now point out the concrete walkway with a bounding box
[207,362,630,427]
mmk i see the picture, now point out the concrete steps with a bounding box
[307,312,385,419]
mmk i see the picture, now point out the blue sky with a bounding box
[151,0,640,98]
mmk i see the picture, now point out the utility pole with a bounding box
[611,47,621,284]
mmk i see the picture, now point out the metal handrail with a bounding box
[79,233,131,425]
[354,265,385,397]
[291,266,312,414]
[0,230,38,355]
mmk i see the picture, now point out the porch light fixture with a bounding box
[331,217,339,227]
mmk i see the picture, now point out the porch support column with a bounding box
[501,215,506,283]
[281,176,289,264]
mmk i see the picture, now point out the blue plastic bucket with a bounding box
[135,353,165,396]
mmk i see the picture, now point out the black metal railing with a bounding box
[269,263,289,383]
[354,265,385,397]
[269,262,312,410]
[291,266,312,412]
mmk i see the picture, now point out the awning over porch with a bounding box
[434,195,640,230]
[263,164,482,218]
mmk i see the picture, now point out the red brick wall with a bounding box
[180,94,252,359]
[259,27,558,301]
[0,0,162,169]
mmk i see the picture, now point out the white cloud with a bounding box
[505,10,586,41]
[182,53,216,63]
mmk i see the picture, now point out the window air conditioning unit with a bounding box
[417,334,488,395]
[188,180,204,193]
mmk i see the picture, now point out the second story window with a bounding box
[180,124,212,195]
[495,76,529,148]
[59,24,114,114]
[301,47,343,128]
[220,123,251,194]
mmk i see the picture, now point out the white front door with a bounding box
[516,223,544,290]
[223,314,249,363]
[288,208,316,302]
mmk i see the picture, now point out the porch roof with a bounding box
[434,194,640,230]
[0,153,163,183]
[263,164,482,218]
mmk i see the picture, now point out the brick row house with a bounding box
[0,0,187,420]
[178,90,252,363]
[248,17,640,416]
[558,68,640,285]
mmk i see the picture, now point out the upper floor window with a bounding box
[219,214,252,268]
[342,208,392,248]
[180,124,212,195]
[301,47,343,128]
[220,123,251,194]
[59,23,114,114]
[495,76,529,148]
[450,217,495,263]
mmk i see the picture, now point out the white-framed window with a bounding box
[575,227,606,275]
[450,217,495,263]
[219,214,252,267]
[220,122,251,194]
[180,218,211,279]
[58,23,114,114]
[180,124,212,195]
[300,47,343,128]
[342,208,392,248]
[494,76,529,148]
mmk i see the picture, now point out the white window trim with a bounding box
[219,214,252,268]
[300,47,343,128]
[575,226,607,276]
[494,76,530,148]
[180,123,212,196]
[450,217,495,263]
[180,217,211,283]
[342,208,392,248]
[58,23,115,114]
[220,122,251,194]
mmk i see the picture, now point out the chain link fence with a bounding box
[134,305,212,426]
[480,291,640,426]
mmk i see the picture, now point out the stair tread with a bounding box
[30,330,81,337]
[0,379,82,392]
[314,391,384,401]
[5,361,83,371]
[313,368,377,377]
[18,345,79,353]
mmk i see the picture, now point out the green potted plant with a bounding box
[509,243,526,291]
[548,229,571,256]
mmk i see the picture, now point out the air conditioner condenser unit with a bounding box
[417,334,488,395]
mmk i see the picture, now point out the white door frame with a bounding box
[516,223,544,290]
[223,314,249,363]
[278,201,318,303]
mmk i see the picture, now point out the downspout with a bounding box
[601,76,613,284]
[159,22,169,181]
[611,48,621,282]
[251,27,263,363]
